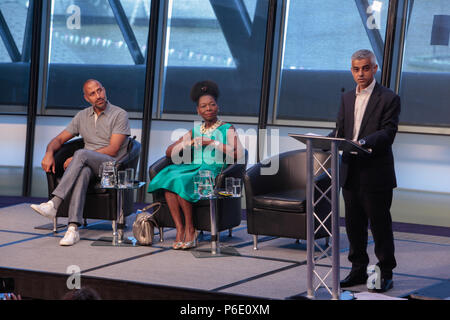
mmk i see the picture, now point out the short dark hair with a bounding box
[190,80,220,103]
[62,287,101,300]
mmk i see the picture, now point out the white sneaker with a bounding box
[30,200,57,219]
[59,226,80,246]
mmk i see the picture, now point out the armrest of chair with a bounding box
[148,156,173,180]
[215,149,248,189]
[116,136,141,171]
[244,162,286,196]
[243,162,271,214]
[46,138,84,196]
[53,138,85,177]
[216,162,245,189]
[46,172,57,198]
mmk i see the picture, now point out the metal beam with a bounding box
[393,0,413,93]
[257,0,277,162]
[22,0,44,197]
[108,0,145,65]
[355,0,385,65]
[21,3,34,62]
[0,9,21,62]
[381,0,400,87]
[209,0,253,69]
[258,0,277,131]
[137,0,161,202]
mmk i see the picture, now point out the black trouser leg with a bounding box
[342,188,369,274]
[362,190,397,278]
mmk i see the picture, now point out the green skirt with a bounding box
[147,162,224,203]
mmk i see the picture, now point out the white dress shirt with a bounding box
[352,78,376,141]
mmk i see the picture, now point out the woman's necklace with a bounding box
[200,119,223,136]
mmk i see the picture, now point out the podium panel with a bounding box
[288,133,369,300]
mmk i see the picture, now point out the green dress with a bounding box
[147,122,231,202]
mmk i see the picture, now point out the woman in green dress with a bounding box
[147,80,244,250]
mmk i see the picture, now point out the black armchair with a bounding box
[148,150,248,242]
[37,136,141,232]
[244,149,332,250]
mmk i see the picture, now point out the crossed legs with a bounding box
[52,149,114,226]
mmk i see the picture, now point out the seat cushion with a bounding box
[252,189,306,213]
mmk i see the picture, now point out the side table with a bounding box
[91,181,145,247]
[191,191,241,258]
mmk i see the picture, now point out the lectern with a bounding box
[289,133,370,300]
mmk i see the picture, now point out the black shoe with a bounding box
[340,271,368,288]
[368,278,394,293]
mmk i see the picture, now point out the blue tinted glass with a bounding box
[0,0,32,112]
[277,0,388,121]
[46,0,151,112]
[0,0,32,195]
[161,0,269,117]
[399,0,450,126]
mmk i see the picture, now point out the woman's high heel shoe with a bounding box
[182,231,198,250]
[173,229,185,250]
[172,241,184,250]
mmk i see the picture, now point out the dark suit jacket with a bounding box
[334,82,401,191]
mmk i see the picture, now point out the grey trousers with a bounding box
[52,149,115,225]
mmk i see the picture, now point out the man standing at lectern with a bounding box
[332,49,401,293]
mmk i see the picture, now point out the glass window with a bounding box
[160,0,269,117]
[0,0,32,195]
[276,0,388,121]
[0,0,32,113]
[243,0,258,23]
[165,0,234,68]
[399,0,450,127]
[46,0,151,113]
[0,116,27,196]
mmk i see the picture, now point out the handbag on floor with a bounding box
[132,202,161,246]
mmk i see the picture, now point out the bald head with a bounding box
[83,79,102,95]
[83,79,107,111]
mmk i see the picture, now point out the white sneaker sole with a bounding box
[30,204,57,220]
[59,235,80,246]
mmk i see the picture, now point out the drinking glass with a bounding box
[199,170,215,195]
[100,161,117,187]
[117,170,127,188]
[232,178,242,197]
[198,182,213,197]
[125,168,135,187]
[225,177,234,195]
[193,175,201,195]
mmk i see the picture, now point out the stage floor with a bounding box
[0,203,449,300]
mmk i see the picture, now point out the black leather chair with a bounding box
[244,149,332,250]
[38,136,141,232]
[148,150,248,242]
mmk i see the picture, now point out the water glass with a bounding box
[198,182,213,197]
[225,177,234,195]
[193,175,201,195]
[117,170,127,188]
[100,161,117,187]
[197,170,215,197]
[232,178,242,197]
[125,168,135,187]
